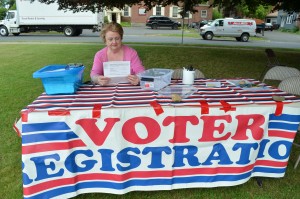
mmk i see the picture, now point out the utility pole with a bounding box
[181,0,186,44]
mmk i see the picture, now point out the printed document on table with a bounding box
[103,61,130,84]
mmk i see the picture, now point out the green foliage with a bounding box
[292,26,300,33]
[9,2,15,10]
[254,4,272,20]
[0,0,15,9]
[104,16,109,23]
[0,0,15,20]
[212,8,222,20]
[0,7,6,19]
[215,0,273,19]
[7,0,14,8]
[236,1,250,17]
[280,27,300,34]
[120,21,131,27]
[0,0,6,7]
[212,0,300,13]
[35,0,300,15]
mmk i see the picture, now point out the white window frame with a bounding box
[153,6,165,16]
[138,7,146,15]
[123,6,130,17]
[171,6,179,18]
[156,6,162,16]
[201,10,207,18]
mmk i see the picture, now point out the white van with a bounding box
[199,18,256,42]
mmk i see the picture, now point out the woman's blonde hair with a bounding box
[100,22,124,43]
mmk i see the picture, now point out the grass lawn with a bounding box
[0,43,300,199]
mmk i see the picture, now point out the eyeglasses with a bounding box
[106,37,121,42]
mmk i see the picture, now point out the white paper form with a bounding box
[103,61,130,84]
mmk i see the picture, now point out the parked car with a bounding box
[199,20,211,28]
[146,16,181,30]
[256,23,264,33]
[264,23,274,31]
[256,23,274,33]
[189,21,200,28]
[188,20,213,29]
[272,24,280,30]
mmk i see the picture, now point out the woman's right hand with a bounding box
[97,76,110,86]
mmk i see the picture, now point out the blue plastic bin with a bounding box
[33,64,85,95]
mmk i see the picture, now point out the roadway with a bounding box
[1,26,300,49]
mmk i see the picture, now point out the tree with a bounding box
[211,0,300,13]
[266,0,300,12]
[0,0,6,7]
[7,0,15,8]
[255,4,272,20]
[35,0,300,13]
[234,1,272,19]
[0,7,7,19]
[0,0,15,19]
[235,1,250,17]
[0,0,7,19]
[1,0,14,9]
[212,8,222,20]
[35,0,207,13]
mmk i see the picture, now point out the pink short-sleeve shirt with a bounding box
[90,45,145,77]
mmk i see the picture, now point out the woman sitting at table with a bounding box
[91,22,145,86]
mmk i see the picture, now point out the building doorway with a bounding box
[112,13,117,22]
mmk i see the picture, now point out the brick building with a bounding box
[105,1,213,26]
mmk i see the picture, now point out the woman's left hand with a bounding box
[128,75,140,85]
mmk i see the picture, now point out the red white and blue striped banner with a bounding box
[17,79,300,198]
[23,79,300,112]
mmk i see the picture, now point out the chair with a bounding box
[260,48,290,81]
[278,76,300,96]
[278,76,300,169]
[172,68,205,79]
[265,48,281,67]
[262,66,300,82]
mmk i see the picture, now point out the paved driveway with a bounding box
[259,30,300,42]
